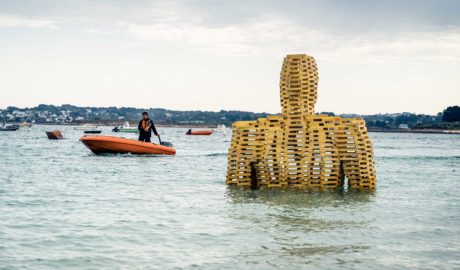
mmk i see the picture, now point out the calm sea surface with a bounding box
[1,125,459,269]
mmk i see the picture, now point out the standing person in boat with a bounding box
[138,112,159,142]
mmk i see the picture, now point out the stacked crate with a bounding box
[226,53,377,190]
[280,55,318,188]
[335,118,376,189]
[302,115,343,189]
[257,116,286,188]
[280,54,318,116]
[226,121,259,187]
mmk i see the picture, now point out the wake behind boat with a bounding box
[80,135,176,155]
[74,124,98,131]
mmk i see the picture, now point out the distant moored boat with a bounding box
[213,124,227,134]
[112,121,138,133]
[46,130,64,140]
[84,130,102,134]
[186,129,213,135]
[0,124,20,131]
[19,122,33,127]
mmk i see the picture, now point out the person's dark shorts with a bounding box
[139,135,151,142]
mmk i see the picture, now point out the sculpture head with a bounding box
[280,54,319,117]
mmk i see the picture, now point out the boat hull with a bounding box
[84,130,102,134]
[80,135,176,155]
[0,125,20,131]
[186,130,213,135]
[46,131,63,139]
[0,127,19,131]
[114,129,138,133]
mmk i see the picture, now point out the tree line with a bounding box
[1,104,459,129]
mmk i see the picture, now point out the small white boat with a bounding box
[213,124,228,134]
[19,122,33,127]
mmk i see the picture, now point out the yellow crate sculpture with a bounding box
[226,54,376,190]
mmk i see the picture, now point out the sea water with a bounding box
[0,126,459,269]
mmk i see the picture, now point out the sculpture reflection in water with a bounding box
[226,189,375,208]
[225,189,373,258]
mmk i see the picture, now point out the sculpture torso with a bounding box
[227,54,376,190]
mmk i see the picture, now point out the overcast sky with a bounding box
[0,0,459,114]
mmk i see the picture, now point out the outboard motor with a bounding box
[161,141,173,148]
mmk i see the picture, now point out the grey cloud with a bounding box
[0,0,458,32]
[1,0,459,63]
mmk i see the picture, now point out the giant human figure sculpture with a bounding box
[226,54,376,189]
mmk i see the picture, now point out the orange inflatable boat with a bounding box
[80,135,176,155]
[185,129,213,135]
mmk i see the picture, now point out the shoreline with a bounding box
[13,123,460,134]
[368,128,460,134]
[32,122,217,129]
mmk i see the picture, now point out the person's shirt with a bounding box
[138,118,158,136]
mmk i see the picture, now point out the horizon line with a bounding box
[0,103,453,116]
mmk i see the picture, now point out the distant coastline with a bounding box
[30,122,460,134]
[367,127,460,135]
[34,122,215,129]
[1,104,459,132]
